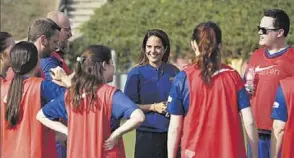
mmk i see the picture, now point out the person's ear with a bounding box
[39,35,48,47]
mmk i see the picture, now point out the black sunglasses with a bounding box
[257,26,279,35]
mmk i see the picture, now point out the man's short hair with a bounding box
[264,9,290,37]
[28,18,61,42]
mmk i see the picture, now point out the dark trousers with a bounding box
[247,133,271,158]
[135,130,168,158]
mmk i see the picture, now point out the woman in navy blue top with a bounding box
[124,29,179,158]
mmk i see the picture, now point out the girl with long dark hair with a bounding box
[37,45,145,158]
[1,41,65,158]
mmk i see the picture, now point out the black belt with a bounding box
[258,129,271,134]
[258,129,271,140]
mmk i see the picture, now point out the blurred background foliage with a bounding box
[0,0,57,40]
[1,0,293,72]
[70,0,294,72]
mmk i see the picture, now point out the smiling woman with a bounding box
[137,29,170,67]
[124,29,179,158]
[145,36,166,67]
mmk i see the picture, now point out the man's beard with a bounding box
[40,46,52,58]
[58,40,69,53]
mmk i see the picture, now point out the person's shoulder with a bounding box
[280,76,294,86]
[165,63,179,70]
[220,64,238,72]
[41,79,57,87]
[127,65,145,75]
[102,84,117,90]
[173,71,187,83]
[181,64,195,71]
[41,56,56,62]
[41,56,59,66]
[221,64,233,69]
[282,76,294,81]
[285,47,294,58]
[253,47,266,54]
[163,63,179,76]
[287,47,294,53]
[217,64,241,80]
[250,47,266,59]
[23,77,43,87]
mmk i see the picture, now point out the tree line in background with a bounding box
[0,0,57,40]
[70,0,293,72]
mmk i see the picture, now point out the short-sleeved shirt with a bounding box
[124,63,179,132]
[245,47,294,130]
[42,90,138,130]
[40,57,60,80]
[167,71,250,116]
[271,85,288,122]
[28,77,66,106]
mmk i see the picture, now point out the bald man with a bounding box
[41,11,72,158]
[47,11,72,50]
[41,11,72,81]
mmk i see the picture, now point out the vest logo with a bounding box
[273,101,280,108]
[3,95,7,103]
[169,77,174,82]
[184,149,196,158]
[255,65,275,72]
[255,65,280,75]
[167,96,173,103]
[212,68,235,77]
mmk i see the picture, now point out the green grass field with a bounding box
[122,122,249,158]
[123,130,136,158]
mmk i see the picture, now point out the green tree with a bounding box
[72,0,294,72]
[0,0,57,40]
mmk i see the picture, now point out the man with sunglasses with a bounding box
[245,9,294,158]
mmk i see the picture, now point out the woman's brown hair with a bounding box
[5,41,38,128]
[66,45,112,109]
[192,21,222,84]
[137,29,170,65]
